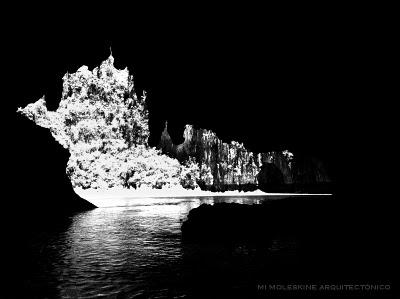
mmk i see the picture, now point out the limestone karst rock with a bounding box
[17,55,195,190]
[158,122,331,192]
[17,54,332,194]
[18,55,149,150]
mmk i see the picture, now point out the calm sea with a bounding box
[21,196,320,298]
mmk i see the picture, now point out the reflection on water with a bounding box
[24,197,296,298]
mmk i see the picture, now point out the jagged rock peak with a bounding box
[18,54,150,151]
[17,55,204,191]
[160,121,172,143]
[183,124,194,142]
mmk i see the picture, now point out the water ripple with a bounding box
[23,197,297,298]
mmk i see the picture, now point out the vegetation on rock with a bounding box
[18,54,330,193]
[18,55,199,190]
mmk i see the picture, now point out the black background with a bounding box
[7,9,358,185]
[4,5,394,297]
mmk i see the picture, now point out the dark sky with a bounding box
[7,9,363,183]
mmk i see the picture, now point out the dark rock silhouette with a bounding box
[257,163,285,192]
[13,116,95,222]
[181,197,335,245]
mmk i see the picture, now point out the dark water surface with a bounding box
[21,196,334,298]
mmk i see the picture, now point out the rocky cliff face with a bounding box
[159,122,331,192]
[17,55,198,190]
[159,123,260,191]
[17,54,331,193]
[18,55,150,151]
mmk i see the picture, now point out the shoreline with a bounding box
[74,187,333,208]
[74,186,332,200]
